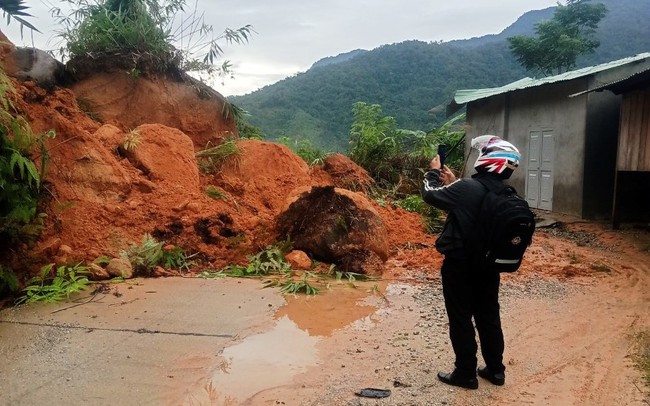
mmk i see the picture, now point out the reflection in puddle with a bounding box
[209,316,319,403]
[275,284,379,336]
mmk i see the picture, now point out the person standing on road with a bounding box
[420,135,521,389]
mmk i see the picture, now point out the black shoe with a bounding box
[477,366,505,386]
[437,371,479,390]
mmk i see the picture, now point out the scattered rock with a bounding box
[33,238,62,257]
[285,250,312,270]
[58,245,73,255]
[151,266,176,277]
[106,258,134,279]
[87,263,111,281]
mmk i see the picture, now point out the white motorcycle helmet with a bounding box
[471,135,520,179]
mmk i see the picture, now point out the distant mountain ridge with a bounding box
[231,0,650,151]
[448,7,555,49]
[310,49,368,69]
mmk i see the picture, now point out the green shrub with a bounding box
[205,185,225,200]
[278,137,330,167]
[161,245,195,273]
[0,70,53,247]
[121,233,163,275]
[348,102,466,191]
[221,244,292,277]
[349,102,404,182]
[17,263,90,304]
[393,194,429,214]
[278,271,320,295]
[0,265,19,298]
[121,234,194,275]
[51,0,254,78]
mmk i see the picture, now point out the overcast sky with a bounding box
[3,1,558,96]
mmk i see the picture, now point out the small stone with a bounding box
[106,257,134,279]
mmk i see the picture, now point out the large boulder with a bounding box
[3,46,67,88]
[276,186,389,275]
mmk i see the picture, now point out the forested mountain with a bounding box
[230,0,650,152]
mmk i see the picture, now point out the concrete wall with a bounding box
[509,80,589,217]
[466,80,589,217]
[464,94,507,174]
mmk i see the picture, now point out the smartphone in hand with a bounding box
[438,144,447,168]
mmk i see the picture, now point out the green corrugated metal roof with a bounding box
[452,52,650,106]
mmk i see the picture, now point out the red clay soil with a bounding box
[1,49,435,279]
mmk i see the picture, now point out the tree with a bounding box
[508,0,607,75]
[51,0,253,78]
[0,0,38,34]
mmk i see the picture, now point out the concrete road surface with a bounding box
[0,277,285,405]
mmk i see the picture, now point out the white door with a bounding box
[526,130,554,210]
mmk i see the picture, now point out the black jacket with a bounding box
[421,171,505,258]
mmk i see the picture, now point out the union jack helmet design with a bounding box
[471,135,520,179]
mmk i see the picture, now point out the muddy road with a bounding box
[1,222,649,406]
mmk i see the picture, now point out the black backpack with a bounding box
[467,178,536,273]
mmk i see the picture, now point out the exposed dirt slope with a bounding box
[2,60,428,278]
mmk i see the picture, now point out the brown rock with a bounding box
[134,179,156,193]
[58,245,73,255]
[186,202,202,213]
[151,266,176,278]
[87,263,111,281]
[125,124,201,191]
[285,250,313,270]
[69,71,236,149]
[106,258,134,279]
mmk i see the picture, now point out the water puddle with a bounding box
[205,284,382,404]
[275,283,379,336]
[208,316,319,404]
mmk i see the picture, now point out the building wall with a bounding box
[618,87,650,171]
[467,80,589,217]
[509,80,590,217]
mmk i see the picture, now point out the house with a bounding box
[574,68,650,228]
[447,53,650,222]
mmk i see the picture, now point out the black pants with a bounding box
[440,256,505,378]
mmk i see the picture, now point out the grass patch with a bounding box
[196,139,239,174]
[206,185,226,200]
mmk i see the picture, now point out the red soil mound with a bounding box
[1,47,440,279]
